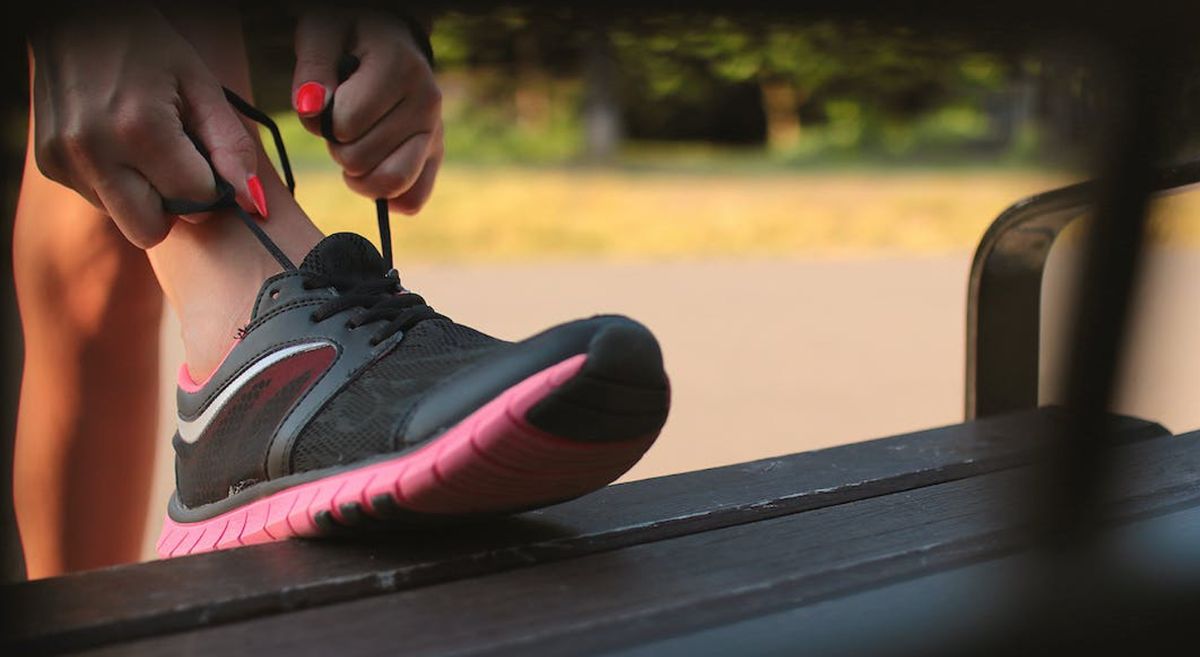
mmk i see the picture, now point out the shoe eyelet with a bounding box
[269,288,280,300]
[309,313,320,323]
[345,321,357,330]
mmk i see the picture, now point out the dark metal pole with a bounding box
[1035,36,1169,545]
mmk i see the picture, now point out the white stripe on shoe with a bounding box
[177,341,334,444]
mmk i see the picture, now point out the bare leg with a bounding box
[15,8,323,577]
[13,127,163,577]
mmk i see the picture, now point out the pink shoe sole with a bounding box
[156,354,659,558]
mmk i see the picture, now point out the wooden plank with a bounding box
[0,410,1166,653]
[604,501,1200,657]
[68,428,1200,657]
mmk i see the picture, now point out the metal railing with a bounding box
[966,159,1200,419]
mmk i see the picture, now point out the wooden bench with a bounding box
[4,408,1197,656]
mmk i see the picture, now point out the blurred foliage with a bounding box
[252,8,1200,168]
[438,72,585,163]
[428,11,1045,165]
[610,19,998,126]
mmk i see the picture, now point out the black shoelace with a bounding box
[162,70,443,345]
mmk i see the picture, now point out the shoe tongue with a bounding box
[299,232,388,281]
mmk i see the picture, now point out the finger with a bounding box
[330,23,428,143]
[61,178,106,214]
[292,10,351,133]
[388,147,441,216]
[113,103,221,208]
[342,130,433,200]
[178,72,262,217]
[38,155,105,209]
[35,125,118,214]
[327,78,440,177]
[92,167,174,249]
[32,109,109,209]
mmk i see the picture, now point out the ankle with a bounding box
[152,171,323,382]
[175,274,262,381]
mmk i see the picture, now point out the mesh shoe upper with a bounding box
[171,232,658,511]
[289,319,507,473]
[173,233,493,507]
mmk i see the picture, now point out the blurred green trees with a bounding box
[606,17,1012,157]
[428,10,1196,166]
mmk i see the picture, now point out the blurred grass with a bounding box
[1149,192,1200,247]
[306,166,1001,261]
[265,119,1200,264]
[295,165,1200,263]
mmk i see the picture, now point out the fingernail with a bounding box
[295,82,326,116]
[247,174,268,219]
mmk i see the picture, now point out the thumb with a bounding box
[293,12,351,130]
[180,75,263,218]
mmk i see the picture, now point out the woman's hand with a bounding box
[30,5,263,248]
[292,7,443,215]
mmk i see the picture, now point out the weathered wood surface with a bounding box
[66,421,1199,657]
[604,498,1200,657]
[0,410,1173,654]
[7,408,1154,653]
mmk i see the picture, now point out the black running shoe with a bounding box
[155,91,670,558]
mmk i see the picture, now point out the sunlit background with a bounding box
[143,11,1200,557]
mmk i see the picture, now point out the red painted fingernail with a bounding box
[247,174,268,219]
[295,82,326,116]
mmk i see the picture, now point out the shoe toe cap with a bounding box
[397,315,668,445]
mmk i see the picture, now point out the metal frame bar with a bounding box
[965,159,1200,420]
